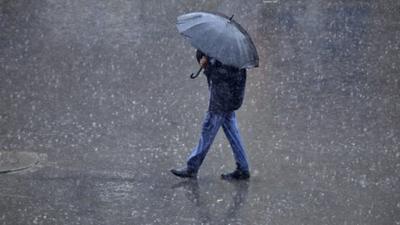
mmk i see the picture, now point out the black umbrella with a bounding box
[176,11,259,78]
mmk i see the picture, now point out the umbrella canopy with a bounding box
[176,12,259,69]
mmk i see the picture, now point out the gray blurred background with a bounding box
[1,0,399,224]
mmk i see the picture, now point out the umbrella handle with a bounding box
[190,67,203,79]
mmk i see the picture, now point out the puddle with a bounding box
[0,151,41,174]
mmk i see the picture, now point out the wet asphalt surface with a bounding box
[1,0,399,224]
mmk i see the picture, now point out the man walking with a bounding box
[171,50,250,180]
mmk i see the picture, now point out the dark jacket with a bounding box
[196,50,246,113]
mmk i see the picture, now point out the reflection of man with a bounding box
[171,179,249,224]
[171,180,211,223]
[223,181,249,224]
[171,50,250,180]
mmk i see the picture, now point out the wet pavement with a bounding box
[0,151,40,173]
[1,0,399,224]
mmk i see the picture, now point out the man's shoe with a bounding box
[221,169,250,180]
[170,168,197,179]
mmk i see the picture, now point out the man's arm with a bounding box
[196,50,204,63]
[196,50,208,68]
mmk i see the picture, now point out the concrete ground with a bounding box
[0,0,399,224]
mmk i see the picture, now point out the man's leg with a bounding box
[222,112,250,173]
[186,112,224,173]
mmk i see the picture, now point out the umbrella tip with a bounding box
[229,14,234,21]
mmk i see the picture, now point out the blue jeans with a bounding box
[187,111,249,173]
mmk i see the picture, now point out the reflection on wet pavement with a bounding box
[171,179,249,225]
